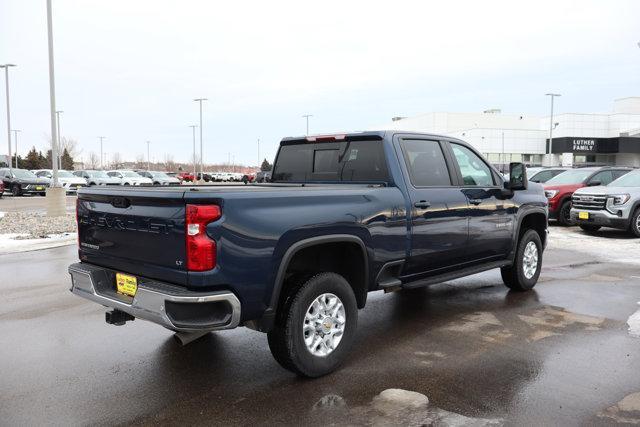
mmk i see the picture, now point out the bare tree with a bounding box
[163,154,176,172]
[111,152,123,169]
[134,154,146,170]
[60,137,82,158]
[87,152,100,169]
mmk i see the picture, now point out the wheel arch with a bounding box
[508,208,548,262]
[268,234,369,319]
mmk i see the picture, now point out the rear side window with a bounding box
[400,140,451,186]
[272,140,389,183]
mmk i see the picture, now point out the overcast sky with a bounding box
[1,0,639,166]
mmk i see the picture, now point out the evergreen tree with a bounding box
[260,158,272,171]
[61,148,74,170]
[24,147,41,170]
[38,151,47,169]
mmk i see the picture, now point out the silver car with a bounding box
[571,169,640,236]
[33,169,88,193]
[137,170,181,186]
[74,170,122,186]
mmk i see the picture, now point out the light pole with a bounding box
[546,93,561,165]
[98,136,106,169]
[0,64,16,172]
[146,140,150,170]
[194,98,207,182]
[12,129,20,168]
[302,114,313,135]
[55,110,63,169]
[189,125,197,181]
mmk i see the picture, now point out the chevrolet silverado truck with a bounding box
[69,131,548,377]
[571,169,640,236]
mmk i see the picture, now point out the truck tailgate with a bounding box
[77,189,188,285]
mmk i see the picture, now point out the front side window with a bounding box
[451,144,494,186]
[589,171,613,186]
[400,140,451,186]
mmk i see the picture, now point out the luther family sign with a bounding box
[572,139,596,151]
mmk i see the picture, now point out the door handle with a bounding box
[468,198,482,205]
[414,200,431,209]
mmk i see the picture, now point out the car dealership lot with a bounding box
[1,227,639,425]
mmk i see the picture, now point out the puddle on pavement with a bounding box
[598,392,640,424]
[436,306,607,347]
[310,388,503,426]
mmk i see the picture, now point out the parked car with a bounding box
[528,167,569,183]
[0,168,50,196]
[137,171,181,186]
[177,172,195,183]
[107,170,153,186]
[255,171,271,183]
[33,169,88,193]
[74,170,122,186]
[70,131,547,378]
[571,169,640,236]
[241,173,255,184]
[543,166,632,225]
[0,179,4,198]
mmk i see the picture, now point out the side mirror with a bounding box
[506,162,528,191]
[587,180,601,187]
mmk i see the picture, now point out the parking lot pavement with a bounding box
[1,230,640,425]
[0,194,77,213]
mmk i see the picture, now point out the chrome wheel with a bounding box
[303,293,346,357]
[636,215,640,233]
[522,241,539,279]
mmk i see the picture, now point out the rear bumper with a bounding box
[68,262,241,332]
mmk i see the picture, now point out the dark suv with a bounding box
[0,168,50,196]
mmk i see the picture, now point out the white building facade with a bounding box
[385,97,640,168]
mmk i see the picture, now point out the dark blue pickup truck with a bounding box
[69,131,548,377]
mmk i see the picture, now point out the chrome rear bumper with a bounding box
[68,262,241,332]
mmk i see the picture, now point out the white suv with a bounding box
[107,170,153,186]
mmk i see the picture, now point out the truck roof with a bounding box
[280,130,459,145]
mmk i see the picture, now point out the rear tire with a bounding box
[579,225,601,233]
[501,229,542,291]
[267,272,357,378]
[558,200,574,226]
[630,208,640,238]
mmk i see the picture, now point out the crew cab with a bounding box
[543,166,631,225]
[69,131,548,377]
[571,169,640,236]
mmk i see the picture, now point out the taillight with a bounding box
[185,204,221,271]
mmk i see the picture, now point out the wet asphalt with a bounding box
[1,232,640,426]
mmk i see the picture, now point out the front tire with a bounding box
[558,200,574,226]
[267,272,358,378]
[501,229,542,291]
[580,224,601,233]
[11,185,21,197]
[630,208,640,238]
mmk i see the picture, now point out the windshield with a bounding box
[87,171,109,178]
[122,171,142,177]
[151,172,169,178]
[12,169,38,179]
[609,171,640,187]
[58,170,74,177]
[546,169,593,185]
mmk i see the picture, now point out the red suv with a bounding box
[543,166,632,225]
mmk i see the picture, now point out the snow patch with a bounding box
[0,232,77,254]
[627,302,640,338]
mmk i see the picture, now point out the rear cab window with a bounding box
[272,140,389,183]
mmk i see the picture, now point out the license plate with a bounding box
[36,186,43,191]
[578,211,589,220]
[116,273,137,297]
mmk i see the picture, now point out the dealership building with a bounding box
[384,97,640,167]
